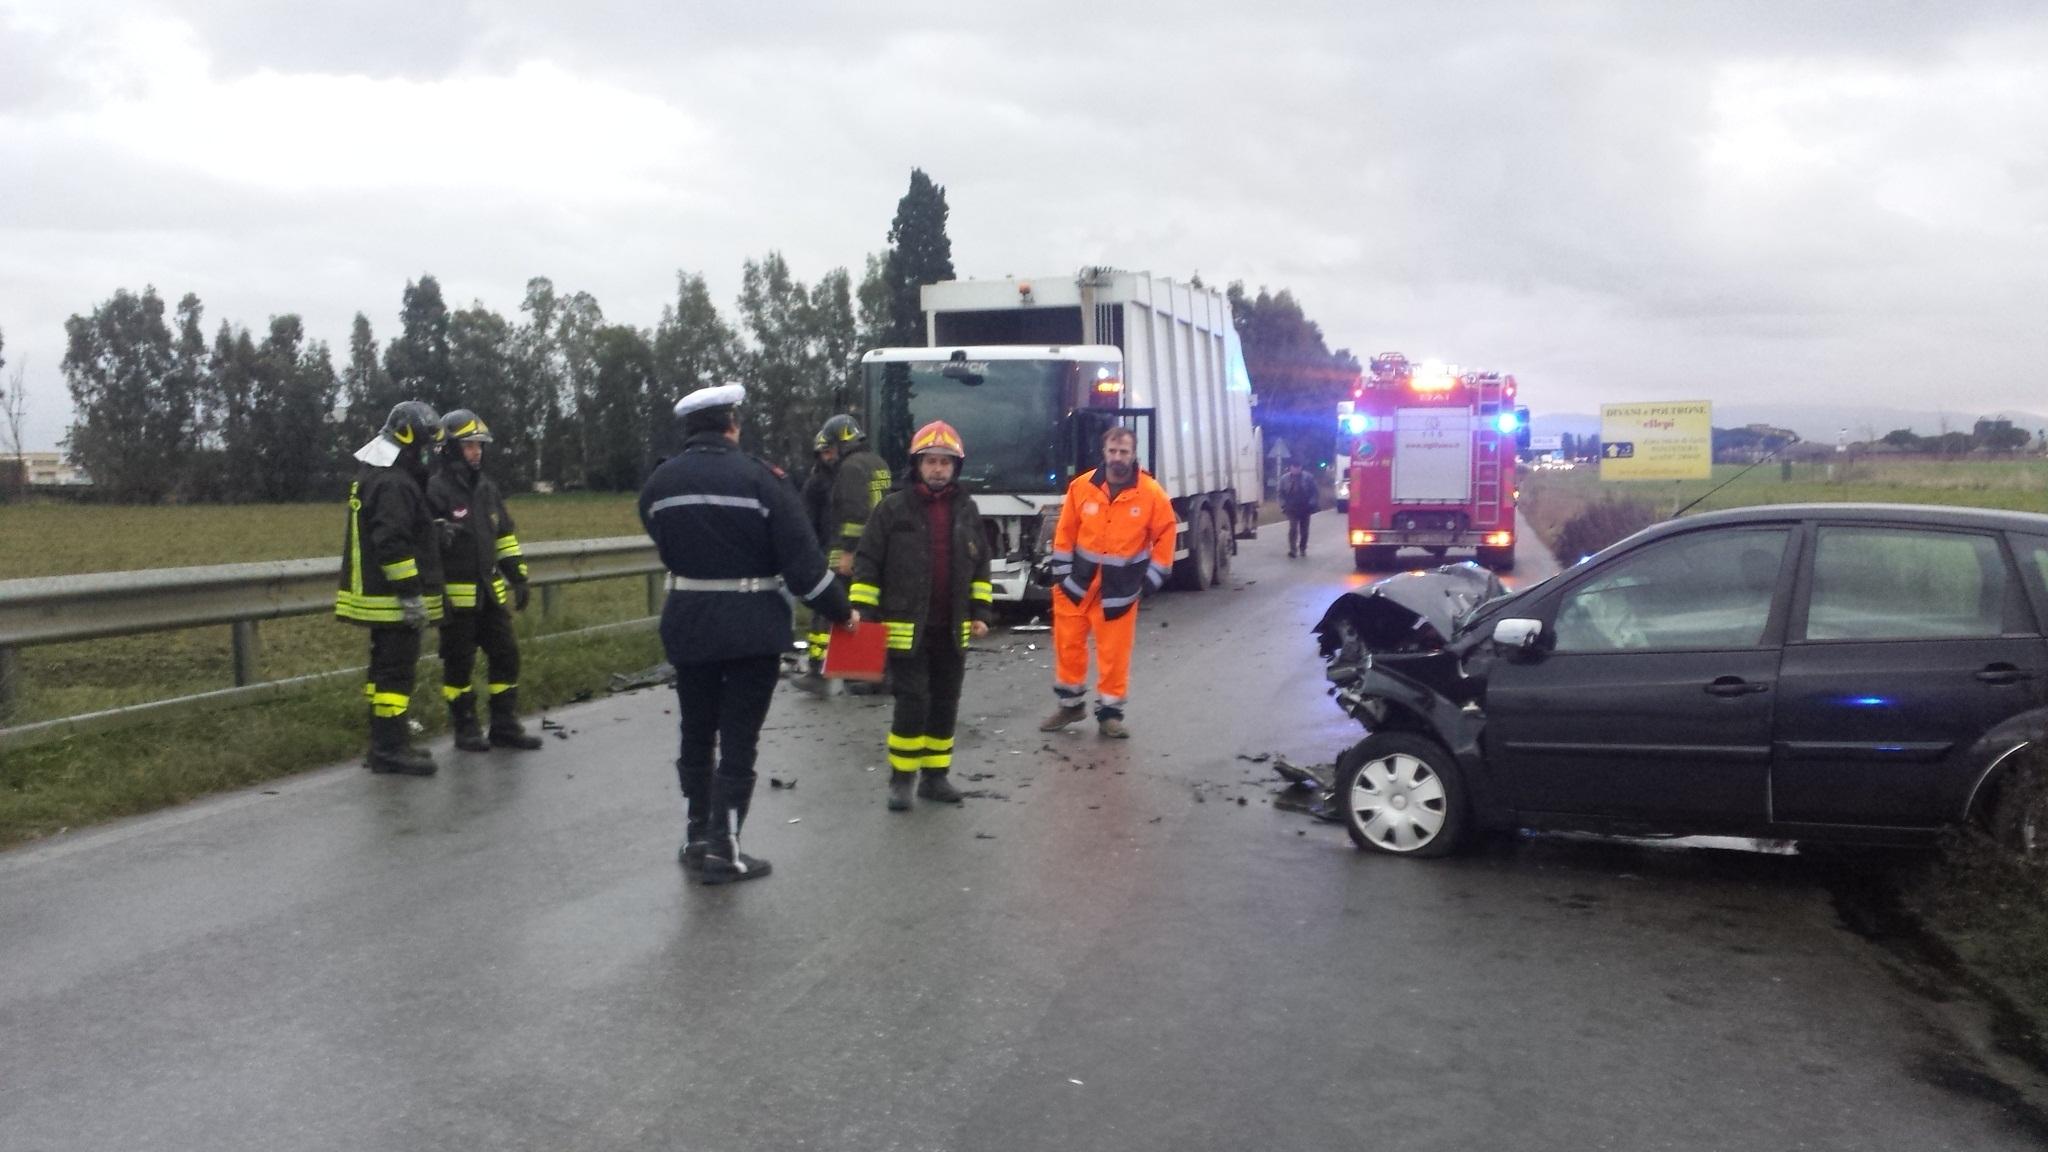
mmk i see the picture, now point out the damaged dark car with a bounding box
[1314,504,2048,857]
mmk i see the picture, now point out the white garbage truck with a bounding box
[857,267,1263,604]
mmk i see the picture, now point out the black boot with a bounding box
[701,776,771,885]
[448,694,489,752]
[887,770,916,811]
[917,768,963,803]
[487,689,544,750]
[366,714,437,776]
[677,759,713,870]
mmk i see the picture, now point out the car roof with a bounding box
[1651,502,2048,538]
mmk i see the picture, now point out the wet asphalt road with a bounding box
[3,513,2045,1151]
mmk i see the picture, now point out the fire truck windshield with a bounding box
[864,359,1111,493]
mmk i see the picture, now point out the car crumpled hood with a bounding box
[1313,563,1506,660]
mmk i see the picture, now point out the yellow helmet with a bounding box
[910,420,965,460]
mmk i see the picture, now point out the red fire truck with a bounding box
[1340,352,1527,573]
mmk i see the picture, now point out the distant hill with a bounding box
[1533,404,2048,445]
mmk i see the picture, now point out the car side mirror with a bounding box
[1492,618,1543,652]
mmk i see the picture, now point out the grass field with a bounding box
[1519,456,2048,565]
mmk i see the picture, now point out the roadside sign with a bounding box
[1528,434,1562,453]
[1599,401,1711,481]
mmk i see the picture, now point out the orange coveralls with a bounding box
[1047,468,1178,716]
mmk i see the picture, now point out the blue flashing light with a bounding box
[1495,411,1520,434]
[1344,414,1369,435]
[1843,696,1891,708]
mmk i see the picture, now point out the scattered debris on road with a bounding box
[769,777,796,790]
[609,663,676,693]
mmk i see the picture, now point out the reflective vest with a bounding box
[1048,469,1177,620]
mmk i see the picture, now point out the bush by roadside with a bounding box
[1549,496,1658,568]
[1903,747,2048,1044]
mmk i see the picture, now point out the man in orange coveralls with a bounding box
[1039,425,1177,740]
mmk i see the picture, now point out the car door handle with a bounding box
[1705,676,1769,697]
[1975,665,2035,686]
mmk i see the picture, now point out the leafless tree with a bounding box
[1,358,26,464]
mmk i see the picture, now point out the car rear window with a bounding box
[1803,527,2006,641]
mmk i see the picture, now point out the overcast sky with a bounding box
[4,1,2046,450]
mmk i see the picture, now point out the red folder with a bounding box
[822,619,888,681]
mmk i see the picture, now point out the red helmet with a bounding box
[909,420,965,460]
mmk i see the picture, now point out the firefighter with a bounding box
[336,400,446,775]
[1040,425,1177,739]
[794,428,840,694]
[639,382,854,885]
[427,409,543,753]
[848,420,994,811]
[795,413,890,698]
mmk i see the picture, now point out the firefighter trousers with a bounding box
[886,633,965,774]
[438,605,520,706]
[1052,592,1139,717]
[365,626,422,720]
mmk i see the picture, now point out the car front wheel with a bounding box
[1335,732,1469,857]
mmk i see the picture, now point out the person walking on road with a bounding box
[336,401,446,776]
[796,414,890,698]
[796,434,839,688]
[639,383,855,885]
[848,421,994,811]
[1041,425,1177,740]
[1278,458,1319,558]
[427,409,543,754]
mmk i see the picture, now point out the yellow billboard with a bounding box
[1599,401,1712,481]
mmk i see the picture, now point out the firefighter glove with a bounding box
[511,581,531,612]
[399,595,429,631]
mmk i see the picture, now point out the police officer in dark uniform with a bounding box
[427,408,543,753]
[638,382,856,885]
[336,400,445,776]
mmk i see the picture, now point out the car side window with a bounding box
[1802,527,2006,641]
[1552,528,1788,653]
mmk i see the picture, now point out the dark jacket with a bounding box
[827,446,890,567]
[639,431,851,663]
[802,458,836,547]
[426,463,527,611]
[336,461,445,627]
[1279,469,1319,516]
[849,483,994,652]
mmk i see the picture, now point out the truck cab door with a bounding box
[1071,408,1158,479]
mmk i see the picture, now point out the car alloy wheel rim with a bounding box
[1349,753,1447,852]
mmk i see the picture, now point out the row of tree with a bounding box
[46,165,1364,503]
[53,171,958,503]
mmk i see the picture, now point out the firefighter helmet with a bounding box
[382,401,443,447]
[909,420,965,460]
[816,413,864,449]
[440,409,493,444]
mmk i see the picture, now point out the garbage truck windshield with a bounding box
[864,358,1112,493]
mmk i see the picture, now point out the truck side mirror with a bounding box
[1492,618,1542,652]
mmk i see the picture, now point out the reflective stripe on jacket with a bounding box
[427,464,525,611]
[1050,468,1176,620]
[827,447,890,567]
[848,484,994,651]
[336,463,445,626]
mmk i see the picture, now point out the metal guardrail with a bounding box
[0,536,665,745]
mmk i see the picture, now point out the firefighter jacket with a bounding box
[827,446,890,567]
[336,461,445,627]
[849,483,995,652]
[638,431,851,663]
[426,463,528,612]
[1049,468,1177,621]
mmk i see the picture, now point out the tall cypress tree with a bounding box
[384,275,455,412]
[881,168,955,347]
